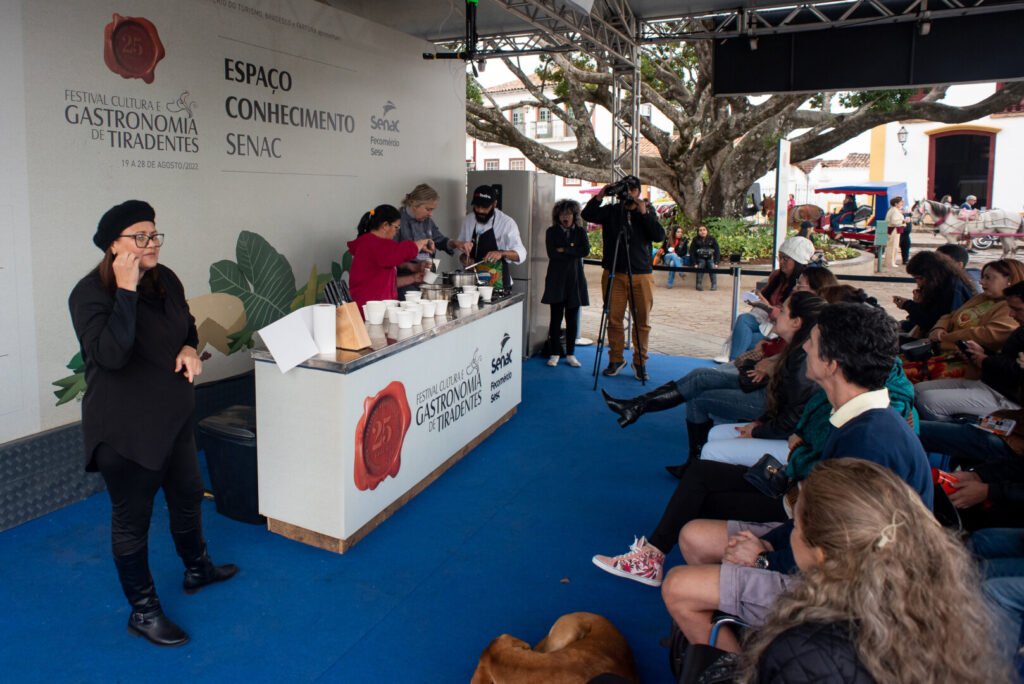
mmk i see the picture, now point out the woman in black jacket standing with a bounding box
[542,199,590,367]
[688,224,720,291]
[69,200,236,647]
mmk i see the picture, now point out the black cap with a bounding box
[94,200,155,251]
[471,185,497,207]
[621,175,641,190]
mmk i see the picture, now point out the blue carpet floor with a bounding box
[0,347,711,683]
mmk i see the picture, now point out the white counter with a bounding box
[251,295,523,553]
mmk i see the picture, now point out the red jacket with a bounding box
[346,232,419,308]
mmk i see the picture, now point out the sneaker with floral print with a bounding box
[592,536,665,587]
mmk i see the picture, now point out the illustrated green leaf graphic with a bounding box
[331,261,343,282]
[304,265,318,307]
[209,231,297,331]
[52,371,86,405]
[67,352,84,372]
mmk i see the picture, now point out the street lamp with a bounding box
[897,126,909,155]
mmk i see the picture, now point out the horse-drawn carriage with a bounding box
[788,181,907,252]
[914,200,1024,255]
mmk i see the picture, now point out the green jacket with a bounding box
[785,359,918,481]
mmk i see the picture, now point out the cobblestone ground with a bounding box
[577,231,1007,360]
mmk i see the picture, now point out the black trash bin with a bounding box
[198,405,264,524]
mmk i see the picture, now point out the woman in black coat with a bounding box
[688,224,721,291]
[68,200,237,647]
[541,199,590,367]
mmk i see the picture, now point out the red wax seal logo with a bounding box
[354,381,412,491]
[103,13,166,84]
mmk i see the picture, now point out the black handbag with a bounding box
[736,360,768,394]
[744,453,790,499]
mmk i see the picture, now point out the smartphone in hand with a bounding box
[956,339,972,356]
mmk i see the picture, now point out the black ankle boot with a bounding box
[665,420,713,478]
[173,531,239,595]
[602,382,684,428]
[113,548,189,647]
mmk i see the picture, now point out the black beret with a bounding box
[94,200,156,251]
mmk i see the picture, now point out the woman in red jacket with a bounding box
[347,204,432,308]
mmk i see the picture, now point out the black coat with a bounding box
[69,264,199,472]
[689,235,720,264]
[541,224,590,307]
[751,349,816,440]
[582,196,665,275]
[755,622,875,684]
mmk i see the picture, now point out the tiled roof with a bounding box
[484,74,545,93]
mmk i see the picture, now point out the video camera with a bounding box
[604,175,641,201]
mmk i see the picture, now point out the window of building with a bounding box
[466,159,475,171]
[639,103,653,124]
[511,108,526,134]
[563,176,582,186]
[537,108,552,138]
[484,159,499,171]
[510,158,526,171]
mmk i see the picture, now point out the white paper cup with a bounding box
[419,300,436,316]
[457,293,473,309]
[397,310,414,329]
[409,304,423,325]
[434,299,449,316]
[478,286,493,302]
[404,291,422,302]
[470,291,481,306]
[381,299,399,308]
[387,306,402,324]
[400,300,418,309]
[461,285,478,292]
[366,307,386,325]
[422,271,438,284]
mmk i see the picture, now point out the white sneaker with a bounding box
[547,355,559,367]
[565,355,581,368]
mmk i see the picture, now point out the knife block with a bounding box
[335,302,371,350]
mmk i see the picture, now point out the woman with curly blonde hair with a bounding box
[743,458,1011,683]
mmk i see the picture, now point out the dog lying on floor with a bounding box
[471,612,638,684]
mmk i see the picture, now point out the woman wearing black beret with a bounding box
[68,200,237,646]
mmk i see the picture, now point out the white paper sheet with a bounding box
[257,307,318,373]
[312,304,337,354]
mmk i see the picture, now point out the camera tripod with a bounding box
[592,200,647,390]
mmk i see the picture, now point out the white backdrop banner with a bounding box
[1,0,467,444]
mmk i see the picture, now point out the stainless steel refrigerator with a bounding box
[467,170,555,358]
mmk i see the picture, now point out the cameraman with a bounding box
[582,175,665,380]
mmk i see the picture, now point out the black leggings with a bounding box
[94,426,204,557]
[548,303,580,356]
[647,459,786,553]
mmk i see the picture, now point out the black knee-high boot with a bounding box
[172,530,239,595]
[665,420,713,479]
[601,382,685,428]
[113,547,189,646]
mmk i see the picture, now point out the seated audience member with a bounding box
[915,280,1024,421]
[741,459,1008,684]
[729,237,814,359]
[660,303,932,651]
[973,528,1024,659]
[903,258,1024,383]
[894,250,976,337]
[792,266,837,296]
[937,242,983,288]
[697,293,826,468]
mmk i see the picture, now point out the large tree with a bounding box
[466,40,1024,223]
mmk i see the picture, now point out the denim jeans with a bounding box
[918,420,1018,467]
[663,252,685,287]
[729,313,766,360]
[983,577,1024,659]
[971,528,1024,578]
[672,366,766,425]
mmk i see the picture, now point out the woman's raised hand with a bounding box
[112,251,141,291]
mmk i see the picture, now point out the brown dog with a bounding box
[471,612,639,684]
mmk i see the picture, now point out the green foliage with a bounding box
[210,231,297,332]
[466,76,483,105]
[588,227,604,259]
[52,352,85,406]
[704,217,775,260]
[838,89,917,112]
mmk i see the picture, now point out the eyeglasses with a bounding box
[117,233,165,247]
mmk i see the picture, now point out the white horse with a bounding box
[914,199,1024,256]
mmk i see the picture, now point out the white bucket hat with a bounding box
[779,236,815,265]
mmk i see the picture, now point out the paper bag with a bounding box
[336,302,371,350]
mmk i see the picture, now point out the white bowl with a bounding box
[396,310,414,329]
[456,293,473,309]
[434,299,449,316]
[404,291,422,302]
[422,271,438,284]
[419,300,436,316]
[478,286,494,302]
